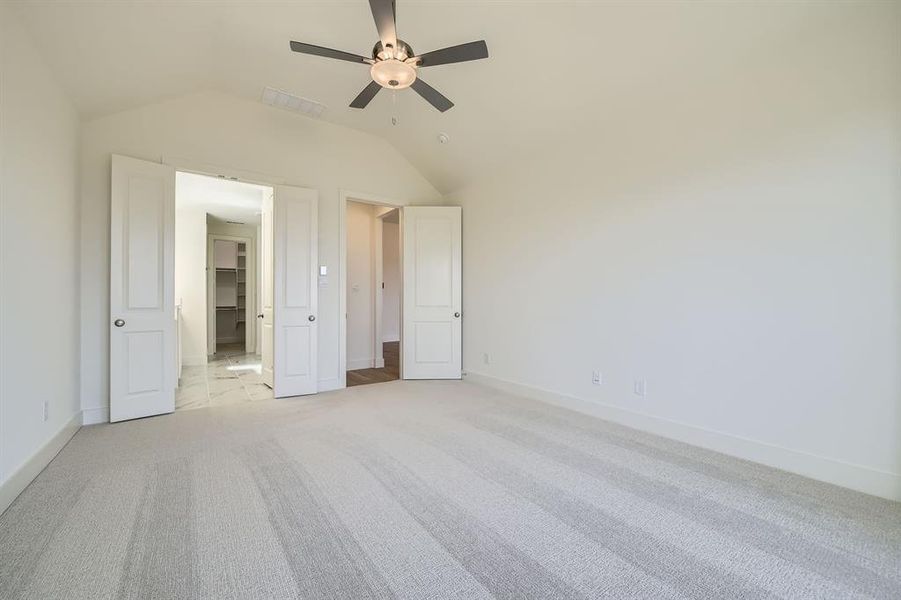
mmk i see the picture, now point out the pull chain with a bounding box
[391,89,398,126]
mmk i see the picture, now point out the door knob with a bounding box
[114,319,125,327]
[454,312,461,318]
[257,313,264,319]
[308,315,316,322]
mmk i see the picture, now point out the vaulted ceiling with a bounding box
[11,1,856,193]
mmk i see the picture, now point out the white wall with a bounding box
[207,220,258,245]
[174,205,207,366]
[382,220,401,343]
[346,201,375,370]
[0,5,81,509]
[449,8,901,500]
[80,91,440,420]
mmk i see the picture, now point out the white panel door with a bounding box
[402,206,462,379]
[273,185,318,397]
[110,155,176,422]
[260,191,275,388]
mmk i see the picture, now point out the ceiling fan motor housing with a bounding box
[373,39,415,62]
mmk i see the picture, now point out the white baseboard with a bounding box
[0,411,82,516]
[181,355,208,367]
[465,371,901,502]
[347,358,374,371]
[81,406,108,425]
[375,357,385,368]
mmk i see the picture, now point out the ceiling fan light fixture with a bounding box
[371,59,417,89]
[289,1,489,111]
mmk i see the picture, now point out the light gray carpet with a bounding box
[1,380,899,599]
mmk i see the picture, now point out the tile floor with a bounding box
[175,343,273,411]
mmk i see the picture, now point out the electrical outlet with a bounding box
[592,370,602,385]
[42,401,49,422]
[633,379,647,397]
[483,352,490,365]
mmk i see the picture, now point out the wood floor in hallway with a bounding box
[347,341,399,387]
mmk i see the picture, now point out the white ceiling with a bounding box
[176,171,268,226]
[12,1,842,193]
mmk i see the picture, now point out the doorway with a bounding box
[345,199,402,387]
[109,155,321,422]
[109,154,455,423]
[174,171,270,410]
[208,234,254,356]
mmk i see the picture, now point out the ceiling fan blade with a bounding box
[415,40,489,67]
[369,0,397,51]
[410,78,454,112]
[350,81,383,109]
[289,41,369,64]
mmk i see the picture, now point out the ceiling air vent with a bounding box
[261,87,326,119]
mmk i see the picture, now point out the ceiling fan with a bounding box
[289,0,488,112]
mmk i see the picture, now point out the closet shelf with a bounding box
[215,239,248,347]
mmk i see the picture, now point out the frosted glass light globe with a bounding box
[370,59,417,89]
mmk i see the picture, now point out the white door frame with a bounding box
[373,210,386,369]
[164,157,311,393]
[339,189,404,389]
[373,208,400,369]
[164,156,287,188]
[206,233,255,356]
